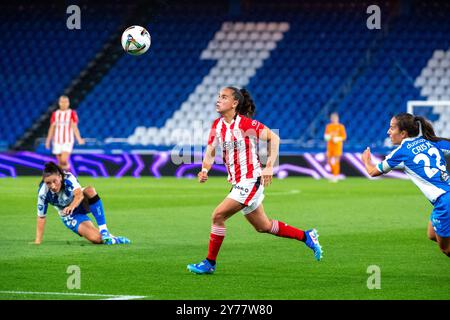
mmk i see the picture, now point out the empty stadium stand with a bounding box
[2,0,450,153]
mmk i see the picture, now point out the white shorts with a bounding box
[227,177,265,215]
[52,142,74,155]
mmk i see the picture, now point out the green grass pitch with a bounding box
[0,177,448,300]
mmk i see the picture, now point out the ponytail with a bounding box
[394,113,450,142]
[413,115,450,142]
[238,88,256,118]
[227,86,256,118]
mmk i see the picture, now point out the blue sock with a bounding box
[88,195,108,234]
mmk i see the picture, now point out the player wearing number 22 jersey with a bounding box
[362,113,450,257]
[378,137,450,203]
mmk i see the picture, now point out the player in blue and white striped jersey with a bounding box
[362,113,450,257]
[33,162,130,245]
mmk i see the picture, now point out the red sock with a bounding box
[206,225,226,261]
[270,220,305,242]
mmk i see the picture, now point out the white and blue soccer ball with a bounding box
[121,25,151,56]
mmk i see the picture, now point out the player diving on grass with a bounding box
[187,87,322,275]
[32,162,130,245]
[362,113,450,257]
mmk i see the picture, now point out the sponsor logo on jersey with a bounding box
[233,184,249,194]
[406,138,426,149]
[48,192,73,209]
[223,140,244,150]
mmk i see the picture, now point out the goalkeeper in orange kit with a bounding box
[324,112,347,182]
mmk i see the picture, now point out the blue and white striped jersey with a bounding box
[377,136,450,203]
[37,172,81,217]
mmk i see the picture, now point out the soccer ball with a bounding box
[121,25,151,56]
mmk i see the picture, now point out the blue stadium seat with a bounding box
[3,1,449,152]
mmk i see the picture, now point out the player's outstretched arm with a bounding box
[31,216,46,245]
[198,144,216,183]
[361,147,383,177]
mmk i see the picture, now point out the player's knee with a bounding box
[211,210,226,225]
[427,232,437,241]
[83,186,97,198]
[211,214,223,225]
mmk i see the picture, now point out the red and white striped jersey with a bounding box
[208,114,265,184]
[50,109,79,144]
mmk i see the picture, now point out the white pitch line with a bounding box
[0,291,145,300]
[102,295,146,300]
[266,189,301,196]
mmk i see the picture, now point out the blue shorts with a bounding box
[431,192,450,238]
[61,204,92,235]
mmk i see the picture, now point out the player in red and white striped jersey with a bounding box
[45,95,85,172]
[187,87,323,275]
